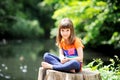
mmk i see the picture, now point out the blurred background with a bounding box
[0,0,120,80]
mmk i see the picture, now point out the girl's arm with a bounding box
[67,47,83,62]
[59,48,69,63]
[59,48,64,59]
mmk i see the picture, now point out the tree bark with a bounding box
[38,67,102,80]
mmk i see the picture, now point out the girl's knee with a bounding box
[71,60,80,72]
[71,60,80,67]
[43,52,50,60]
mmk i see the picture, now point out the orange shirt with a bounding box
[59,37,84,50]
[59,37,84,58]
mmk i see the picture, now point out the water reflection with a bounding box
[0,39,56,80]
[0,39,110,80]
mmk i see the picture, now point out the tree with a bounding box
[47,0,120,50]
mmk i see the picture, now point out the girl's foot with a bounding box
[41,62,53,69]
[70,69,75,73]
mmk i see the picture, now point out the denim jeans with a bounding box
[43,52,81,73]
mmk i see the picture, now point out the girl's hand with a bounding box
[61,57,69,64]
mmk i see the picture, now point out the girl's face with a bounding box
[60,28,71,40]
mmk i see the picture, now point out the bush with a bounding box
[10,17,44,39]
[85,55,120,80]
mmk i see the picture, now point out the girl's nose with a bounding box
[64,31,68,34]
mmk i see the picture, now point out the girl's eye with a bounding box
[61,29,64,32]
[67,29,70,31]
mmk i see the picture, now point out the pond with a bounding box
[0,39,111,80]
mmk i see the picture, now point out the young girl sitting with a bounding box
[41,18,84,73]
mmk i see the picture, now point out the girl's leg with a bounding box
[53,60,81,73]
[42,52,81,72]
[43,52,61,65]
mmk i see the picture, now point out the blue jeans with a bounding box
[43,52,81,73]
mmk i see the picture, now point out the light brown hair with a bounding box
[56,18,76,45]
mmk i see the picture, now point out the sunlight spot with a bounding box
[24,65,27,69]
[20,66,23,70]
[1,64,5,67]
[5,76,11,79]
[2,39,7,45]
[19,56,24,61]
[20,65,27,73]
[5,75,11,79]
[0,73,4,77]
[5,66,8,70]
[22,69,27,73]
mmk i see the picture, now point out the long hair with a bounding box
[56,18,76,45]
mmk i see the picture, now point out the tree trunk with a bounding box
[38,67,102,80]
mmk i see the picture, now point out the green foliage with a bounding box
[49,0,120,50]
[85,55,120,80]
[0,0,120,50]
[102,32,120,49]
[10,17,44,38]
[0,0,18,38]
[51,0,108,42]
[37,1,55,38]
[0,0,50,39]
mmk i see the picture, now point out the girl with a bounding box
[41,18,84,73]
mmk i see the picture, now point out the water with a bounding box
[0,39,111,80]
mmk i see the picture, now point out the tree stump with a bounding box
[38,67,102,80]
